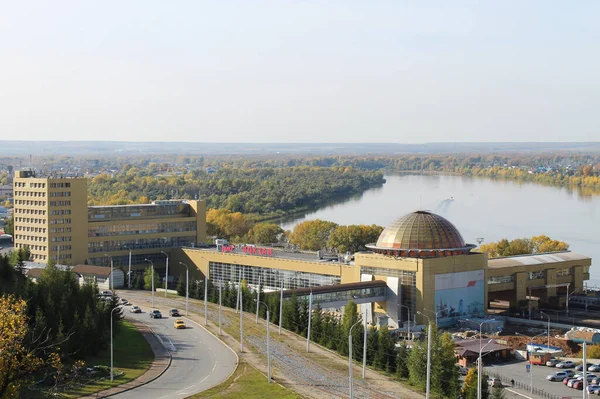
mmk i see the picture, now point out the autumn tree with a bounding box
[246,223,284,244]
[289,220,338,250]
[206,208,254,241]
[479,235,569,258]
[530,235,569,253]
[462,368,489,399]
[327,224,384,253]
[0,295,45,397]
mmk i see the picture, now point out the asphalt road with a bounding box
[486,361,594,398]
[112,302,237,399]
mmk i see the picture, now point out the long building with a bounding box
[13,170,591,326]
[13,170,206,268]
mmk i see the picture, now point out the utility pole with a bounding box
[306,288,313,352]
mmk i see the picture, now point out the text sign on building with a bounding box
[221,244,273,257]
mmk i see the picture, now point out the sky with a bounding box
[1,1,599,143]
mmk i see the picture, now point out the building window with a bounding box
[556,268,573,277]
[488,275,515,284]
[527,271,545,280]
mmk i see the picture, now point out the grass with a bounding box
[59,319,154,398]
[189,361,303,399]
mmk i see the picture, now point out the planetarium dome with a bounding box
[366,210,476,258]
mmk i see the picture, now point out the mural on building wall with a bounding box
[434,270,485,326]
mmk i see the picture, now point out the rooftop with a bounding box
[487,251,591,269]
[185,246,351,264]
[72,264,119,277]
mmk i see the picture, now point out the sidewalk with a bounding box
[79,318,172,399]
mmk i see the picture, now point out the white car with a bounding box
[589,364,600,372]
[557,361,576,368]
[547,371,570,381]
[129,306,141,313]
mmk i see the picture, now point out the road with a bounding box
[113,301,237,399]
[486,360,591,398]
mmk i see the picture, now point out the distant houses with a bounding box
[24,264,125,290]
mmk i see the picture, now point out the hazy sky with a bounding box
[1,1,599,143]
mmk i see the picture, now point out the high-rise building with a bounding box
[12,171,206,269]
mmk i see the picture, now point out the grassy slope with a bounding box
[189,361,303,399]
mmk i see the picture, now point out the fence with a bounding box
[486,370,561,399]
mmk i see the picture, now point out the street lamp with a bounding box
[255,299,271,383]
[255,274,261,323]
[279,274,284,335]
[144,259,155,308]
[239,269,244,353]
[307,287,313,352]
[110,306,121,381]
[348,319,362,399]
[516,331,546,393]
[540,311,550,352]
[178,262,189,316]
[362,307,369,379]
[401,305,411,341]
[417,311,432,399]
[424,308,442,327]
[104,254,114,292]
[160,251,169,297]
[219,279,222,336]
[123,245,132,288]
[476,319,496,399]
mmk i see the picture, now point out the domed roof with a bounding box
[367,211,475,257]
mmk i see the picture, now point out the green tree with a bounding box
[491,385,505,399]
[374,328,396,372]
[143,266,160,291]
[366,327,379,366]
[311,303,323,343]
[395,341,410,379]
[176,273,186,296]
[289,220,339,250]
[327,224,384,253]
[4,216,13,235]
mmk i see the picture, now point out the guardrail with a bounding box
[486,370,561,399]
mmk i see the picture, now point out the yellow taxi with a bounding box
[174,319,186,329]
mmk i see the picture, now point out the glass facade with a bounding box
[88,236,195,253]
[88,221,197,237]
[88,203,191,221]
[88,252,166,267]
[360,266,416,323]
[208,261,341,291]
[527,271,545,280]
[291,286,386,306]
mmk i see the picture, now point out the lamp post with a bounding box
[160,251,169,297]
[424,308,442,327]
[219,279,222,336]
[104,254,114,292]
[540,311,550,351]
[123,245,132,288]
[110,306,121,381]
[417,311,432,399]
[476,319,496,399]
[348,319,362,399]
[255,274,261,323]
[204,275,208,326]
[255,300,271,383]
[516,331,546,393]
[401,305,411,341]
[279,276,284,335]
[306,287,313,352]
[144,259,155,308]
[362,307,369,379]
[239,269,244,353]
[178,262,189,316]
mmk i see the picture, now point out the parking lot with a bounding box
[485,360,598,398]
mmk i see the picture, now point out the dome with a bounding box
[366,211,475,258]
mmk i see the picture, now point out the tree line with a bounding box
[479,235,569,258]
[0,248,121,396]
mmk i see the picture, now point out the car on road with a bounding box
[169,309,181,317]
[557,360,576,368]
[589,364,600,372]
[547,371,572,381]
[150,310,162,319]
[546,358,560,367]
[120,298,129,306]
[174,319,186,329]
[129,306,141,313]
[486,377,501,387]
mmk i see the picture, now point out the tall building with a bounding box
[13,171,206,269]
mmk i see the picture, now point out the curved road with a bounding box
[113,302,237,399]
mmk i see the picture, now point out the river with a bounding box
[279,174,600,285]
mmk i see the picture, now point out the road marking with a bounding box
[505,388,534,399]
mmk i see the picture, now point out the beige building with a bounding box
[171,211,591,327]
[13,171,206,271]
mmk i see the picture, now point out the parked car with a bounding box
[169,309,180,317]
[486,378,501,387]
[591,377,600,385]
[587,385,600,394]
[100,291,112,297]
[458,366,469,376]
[547,371,571,381]
[557,361,576,368]
[573,380,584,390]
[174,319,186,329]
[120,298,129,306]
[577,363,593,371]
[564,377,574,385]
[589,364,600,372]
[546,358,560,367]
[129,306,141,313]
[568,378,581,388]
[150,310,162,319]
